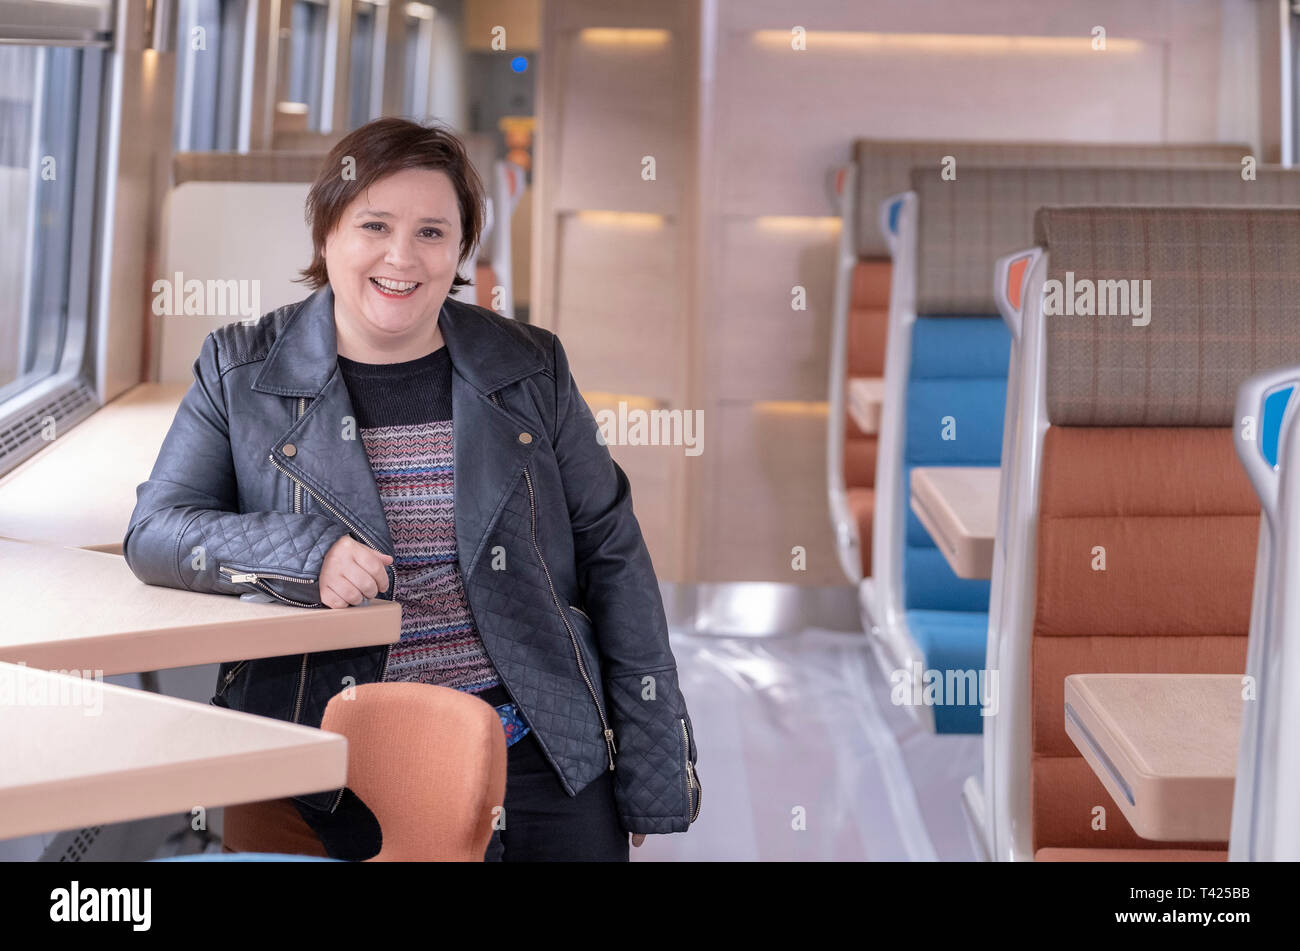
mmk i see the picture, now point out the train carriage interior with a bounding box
[2,0,1300,901]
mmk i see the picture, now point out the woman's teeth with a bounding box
[370,277,420,297]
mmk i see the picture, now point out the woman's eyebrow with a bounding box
[354,208,451,225]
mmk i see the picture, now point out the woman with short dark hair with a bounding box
[124,117,701,861]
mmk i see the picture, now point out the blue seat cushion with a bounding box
[905,609,991,734]
[910,316,1010,378]
[903,545,990,612]
[901,316,1009,611]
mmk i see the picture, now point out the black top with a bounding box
[336,345,452,427]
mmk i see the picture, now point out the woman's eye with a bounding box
[362,221,386,232]
[420,228,443,239]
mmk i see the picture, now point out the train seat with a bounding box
[828,140,1248,588]
[1034,848,1227,862]
[878,163,1300,740]
[224,681,507,861]
[874,187,1010,734]
[842,259,891,577]
[989,205,1300,860]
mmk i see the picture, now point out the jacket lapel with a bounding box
[440,298,545,582]
[449,367,540,582]
[270,374,396,556]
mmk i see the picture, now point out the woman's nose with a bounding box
[383,234,416,268]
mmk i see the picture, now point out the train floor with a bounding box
[634,622,981,862]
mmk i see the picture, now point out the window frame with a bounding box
[0,39,106,476]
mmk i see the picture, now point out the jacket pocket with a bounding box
[219,563,324,608]
[604,665,699,834]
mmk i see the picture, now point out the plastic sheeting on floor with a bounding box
[631,627,981,862]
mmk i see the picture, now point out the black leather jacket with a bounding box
[123,286,700,834]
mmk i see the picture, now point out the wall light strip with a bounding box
[752,30,1143,55]
[575,210,665,229]
[754,401,829,416]
[579,28,671,46]
[755,216,841,232]
[584,392,665,411]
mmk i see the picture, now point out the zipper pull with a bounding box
[227,571,257,583]
[221,661,247,689]
[603,730,616,770]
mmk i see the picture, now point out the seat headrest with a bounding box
[912,164,1300,316]
[1034,205,1300,426]
[850,138,1248,258]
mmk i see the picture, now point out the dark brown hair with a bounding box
[298,117,487,290]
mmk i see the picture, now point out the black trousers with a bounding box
[291,694,629,862]
[481,729,629,862]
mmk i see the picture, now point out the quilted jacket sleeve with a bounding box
[123,332,349,606]
[549,333,701,834]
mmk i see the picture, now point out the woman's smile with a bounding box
[369,276,422,298]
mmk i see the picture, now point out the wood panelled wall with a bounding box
[532,0,1263,585]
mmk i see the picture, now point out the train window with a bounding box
[289,0,329,132]
[0,39,103,466]
[347,0,384,130]
[402,2,436,119]
[173,0,249,152]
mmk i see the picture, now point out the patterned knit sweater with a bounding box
[337,345,529,746]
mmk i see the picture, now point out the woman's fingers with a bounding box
[323,574,366,608]
[320,535,394,607]
[353,546,393,592]
[339,558,381,600]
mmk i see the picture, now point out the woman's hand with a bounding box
[320,535,393,608]
[631,834,646,847]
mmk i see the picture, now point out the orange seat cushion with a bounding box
[223,797,328,857]
[846,487,875,577]
[844,433,877,487]
[848,261,890,378]
[475,263,497,309]
[1035,848,1227,862]
[1031,427,1257,855]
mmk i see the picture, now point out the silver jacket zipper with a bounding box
[267,449,397,712]
[681,718,701,822]
[272,396,370,812]
[287,397,313,729]
[216,660,248,697]
[293,397,305,514]
[491,391,617,771]
[218,565,321,607]
[220,403,319,615]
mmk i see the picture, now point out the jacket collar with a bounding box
[252,285,544,397]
